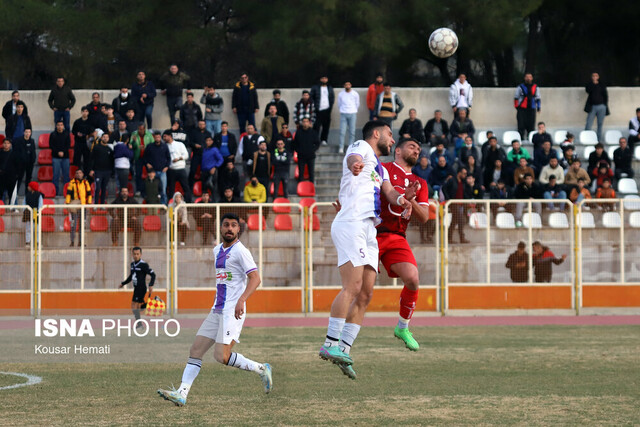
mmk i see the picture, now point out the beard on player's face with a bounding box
[222,231,237,243]
[377,138,391,156]
[403,151,418,167]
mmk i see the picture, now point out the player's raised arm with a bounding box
[346,154,364,176]
[381,180,412,218]
[235,270,261,319]
[406,181,429,223]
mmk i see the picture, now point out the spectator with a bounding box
[430,141,455,168]
[201,136,223,198]
[196,192,216,245]
[7,107,30,194]
[164,130,191,203]
[366,73,385,120]
[243,175,267,203]
[172,192,189,246]
[564,159,591,187]
[6,102,31,141]
[533,140,557,177]
[464,174,484,201]
[429,155,455,192]
[272,139,290,198]
[531,121,553,151]
[231,72,259,134]
[123,108,138,134]
[559,132,576,153]
[482,136,506,182]
[449,73,473,119]
[159,64,191,122]
[143,168,162,206]
[569,178,592,204]
[188,120,211,189]
[613,137,634,181]
[50,120,71,196]
[179,92,203,143]
[310,75,335,145]
[47,77,76,131]
[260,105,285,150]
[480,130,496,158]
[279,123,294,155]
[131,123,154,196]
[2,90,28,134]
[442,167,469,244]
[542,175,567,211]
[103,105,117,134]
[218,161,240,200]
[490,179,514,220]
[424,109,449,148]
[71,107,93,173]
[112,87,137,119]
[89,132,114,204]
[595,178,616,211]
[220,186,241,203]
[506,242,529,283]
[514,73,541,140]
[592,160,614,191]
[559,145,578,171]
[628,107,640,148]
[131,71,156,129]
[85,92,104,129]
[292,117,320,183]
[449,109,475,154]
[374,83,404,130]
[201,85,224,136]
[110,187,141,246]
[412,154,432,183]
[17,129,36,191]
[584,72,609,142]
[212,121,237,164]
[506,140,531,171]
[485,159,510,190]
[539,157,565,185]
[293,90,316,128]
[263,89,290,125]
[514,173,542,227]
[0,139,18,204]
[399,108,425,145]
[143,131,171,204]
[113,135,134,191]
[65,169,92,247]
[466,155,484,189]
[112,119,130,144]
[337,81,360,154]
[459,136,480,168]
[587,143,611,180]
[252,141,271,192]
[23,182,43,246]
[532,241,566,283]
[239,124,265,177]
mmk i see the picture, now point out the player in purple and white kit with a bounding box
[157,213,272,406]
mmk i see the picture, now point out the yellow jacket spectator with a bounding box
[243,176,267,203]
[65,169,92,246]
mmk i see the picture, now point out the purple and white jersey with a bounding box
[212,240,257,314]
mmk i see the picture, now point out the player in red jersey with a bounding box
[377,138,429,351]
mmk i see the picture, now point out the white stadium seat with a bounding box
[477,131,488,144]
[577,212,595,228]
[582,146,595,162]
[629,212,640,228]
[522,212,542,229]
[607,146,616,159]
[548,212,569,228]
[635,146,640,161]
[579,130,598,145]
[528,130,537,143]
[469,212,487,229]
[496,212,516,229]
[623,195,640,211]
[554,130,568,144]
[502,130,521,146]
[618,178,639,195]
[602,212,622,228]
[604,130,622,145]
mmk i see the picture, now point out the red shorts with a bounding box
[376,232,417,278]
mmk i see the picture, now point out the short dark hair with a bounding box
[11,90,19,95]
[132,246,142,252]
[524,173,533,179]
[395,138,419,150]
[595,143,604,149]
[517,241,526,249]
[221,121,228,126]
[488,136,497,143]
[636,107,640,113]
[383,81,391,86]
[273,89,281,95]
[162,129,172,137]
[81,106,89,112]
[511,139,520,145]
[603,178,611,183]
[221,213,240,224]
[362,120,390,140]
[302,89,310,95]
[537,121,545,126]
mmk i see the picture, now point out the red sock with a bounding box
[399,287,419,320]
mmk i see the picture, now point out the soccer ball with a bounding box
[428,28,458,58]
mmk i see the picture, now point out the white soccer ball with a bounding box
[428,28,458,58]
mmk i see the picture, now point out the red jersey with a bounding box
[377,161,429,236]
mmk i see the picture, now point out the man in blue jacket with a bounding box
[143,131,171,204]
[201,136,223,199]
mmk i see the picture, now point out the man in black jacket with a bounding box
[399,108,425,145]
[47,77,76,131]
[291,118,320,184]
[506,242,529,283]
[442,167,469,243]
[613,137,634,181]
[112,87,138,119]
[50,120,71,196]
[424,109,449,148]
[212,121,237,164]
[5,102,31,141]
[232,73,259,134]
[310,76,335,145]
[2,91,28,134]
[89,133,114,204]
[159,64,190,122]
[217,160,240,199]
[143,131,172,205]
[189,120,211,188]
[72,107,94,173]
[240,124,264,178]
[0,139,19,203]
[513,173,542,227]
[584,72,609,142]
[272,139,290,198]
[263,90,290,125]
[180,92,203,143]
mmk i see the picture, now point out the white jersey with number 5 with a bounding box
[334,140,389,225]
[212,241,257,314]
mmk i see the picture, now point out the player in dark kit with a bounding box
[119,246,156,328]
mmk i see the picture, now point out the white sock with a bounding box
[339,323,361,355]
[397,317,410,329]
[324,317,345,347]
[227,352,264,373]
[179,357,202,397]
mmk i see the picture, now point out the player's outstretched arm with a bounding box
[381,181,412,218]
[120,273,133,288]
[346,154,364,176]
[234,270,261,319]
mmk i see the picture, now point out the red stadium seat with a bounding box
[63,216,79,232]
[69,133,75,148]
[269,181,285,197]
[0,134,5,144]
[297,181,316,197]
[193,197,202,203]
[194,165,201,181]
[293,151,298,163]
[38,149,52,165]
[37,166,53,182]
[41,199,56,215]
[40,216,55,232]
[299,197,317,213]
[63,182,70,198]
[143,215,162,231]
[69,165,78,180]
[247,214,266,231]
[141,166,148,180]
[0,217,4,232]
[39,182,56,198]
[38,134,50,148]
[192,181,203,197]
[304,214,321,231]
[0,200,5,215]
[90,216,109,232]
[274,214,293,231]
[272,197,291,213]
[294,165,310,180]
[68,149,74,164]
[127,182,134,194]
[175,182,184,195]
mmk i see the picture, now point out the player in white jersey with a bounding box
[319,121,415,378]
[158,213,273,406]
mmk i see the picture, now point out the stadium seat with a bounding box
[269,181,285,197]
[40,198,56,215]
[468,212,487,229]
[635,146,640,161]
[274,214,293,231]
[294,164,310,180]
[527,130,537,144]
[577,212,595,228]
[247,214,266,231]
[429,147,437,155]
[38,133,50,148]
[38,149,52,165]
[194,165,201,181]
[143,215,162,231]
[63,216,79,232]
[69,133,75,148]
[618,178,638,195]
[40,216,55,232]
[293,151,298,163]
[477,131,489,144]
[579,130,598,145]
[90,215,109,232]
[522,212,542,229]
[629,212,640,228]
[37,166,53,182]
[299,197,317,213]
[69,165,78,180]
[604,130,622,145]
[297,181,316,197]
[68,149,74,164]
[193,197,202,204]
[0,134,4,144]
[0,217,4,232]
[502,130,521,146]
[304,214,320,231]
[273,197,291,213]
[548,212,569,228]
[495,212,516,229]
[192,181,202,197]
[554,130,568,144]
[623,195,640,211]
[0,200,5,215]
[602,212,621,228]
[39,183,56,198]
[607,146,616,160]
[582,146,595,161]
[175,182,184,195]
[141,166,148,180]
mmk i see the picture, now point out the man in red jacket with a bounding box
[366,73,384,121]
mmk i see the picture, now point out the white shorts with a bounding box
[331,218,379,270]
[196,310,244,345]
